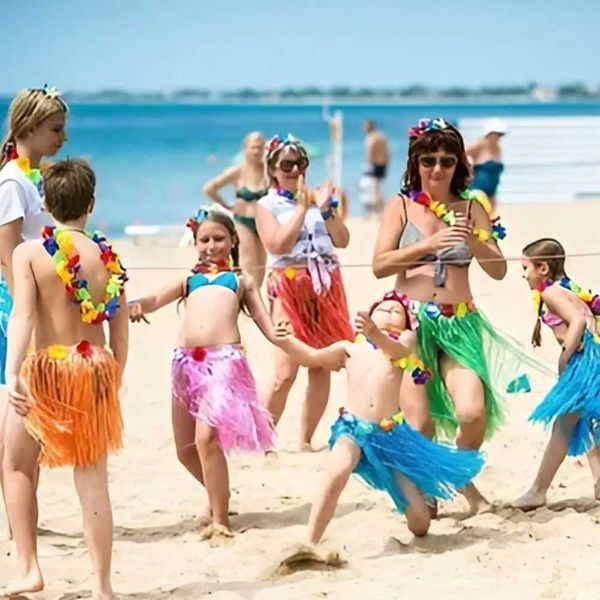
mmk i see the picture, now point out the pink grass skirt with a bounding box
[171,344,274,452]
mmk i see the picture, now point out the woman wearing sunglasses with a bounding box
[372,118,544,514]
[255,134,353,450]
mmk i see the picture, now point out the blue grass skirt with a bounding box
[0,278,13,385]
[329,409,484,512]
[529,330,600,456]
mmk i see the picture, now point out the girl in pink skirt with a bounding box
[128,208,279,540]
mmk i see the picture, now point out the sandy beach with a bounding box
[2,200,600,600]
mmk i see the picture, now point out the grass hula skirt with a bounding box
[22,342,122,468]
[530,330,600,456]
[171,344,274,453]
[267,264,353,349]
[330,408,484,511]
[413,300,553,440]
[0,278,13,385]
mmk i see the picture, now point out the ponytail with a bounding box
[0,135,16,169]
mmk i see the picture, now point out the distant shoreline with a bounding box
[2,96,599,107]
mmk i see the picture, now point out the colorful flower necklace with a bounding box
[533,277,600,317]
[409,188,507,242]
[190,257,233,275]
[354,330,432,385]
[42,226,127,325]
[13,155,50,196]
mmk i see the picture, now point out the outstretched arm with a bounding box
[128,278,185,323]
[274,322,349,371]
[5,243,37,414]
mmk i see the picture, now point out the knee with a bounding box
[195,427,218,451]
[407,506,431,537]
[176,445,195,466]
[455,403,486,428]
[273,366,298,392]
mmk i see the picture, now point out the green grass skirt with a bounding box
[414,304,551,440]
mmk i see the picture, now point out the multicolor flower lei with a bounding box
[14,155,50,196]
[409,188,507,242]
[533,277,600,317]
[354,331,432,385]
[421,300,476,320]
[190,258,233,275]
[42,227,127,324]
[44,340,97,361]
[338,406,405,435]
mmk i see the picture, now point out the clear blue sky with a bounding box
[3,0,598,93]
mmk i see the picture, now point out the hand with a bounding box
[128,301,150,324]
[275,321,294,340]
[313,180,334,211]
[427,217,470,252]
[7,377,32,417]
[230,199,245,216]
[321,346,349,372]
[296,175,310,211]
[354,311,379,339]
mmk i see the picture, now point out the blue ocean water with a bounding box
[2,101,599,235]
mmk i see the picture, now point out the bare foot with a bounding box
[200,523,234,546]
[3,569,44,596]
[511,488,547,511]
[92,587,114,600]
[300,442,315,453]
[461,483,491,516]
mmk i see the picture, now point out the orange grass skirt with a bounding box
[22,342,123,468]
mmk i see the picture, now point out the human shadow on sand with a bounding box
[232,501,361,532]
[493,496,600,525]
[368,524,529,559]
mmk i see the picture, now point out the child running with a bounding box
[2,159,128,599]
[275,290,484,545]
[128,208,345,541]
[513,238,600,510]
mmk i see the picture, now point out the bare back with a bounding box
[366,131,390,166]
[25,232,117,348]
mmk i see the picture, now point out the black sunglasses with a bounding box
[278,157,309,173]
[418,155,458,169]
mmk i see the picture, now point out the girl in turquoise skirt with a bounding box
[513,238,600,510]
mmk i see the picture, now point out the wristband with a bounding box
[321,208,334,221]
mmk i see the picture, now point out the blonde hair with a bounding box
[522,238,567,347]
[1,88,68,168]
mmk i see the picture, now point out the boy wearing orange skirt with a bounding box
[2,158,128,599]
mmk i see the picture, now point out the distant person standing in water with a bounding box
[360,120,389,219]
[467,118,507,215]
[203,132,268,287]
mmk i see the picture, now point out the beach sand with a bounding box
[2,201,600,599]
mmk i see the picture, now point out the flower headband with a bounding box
[408,117,451,140]
[266,133,306,160]
[368,290,417,330]
[185,207,210,232]
[32,84,69,112]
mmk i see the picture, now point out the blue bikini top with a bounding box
[186,270,239,296]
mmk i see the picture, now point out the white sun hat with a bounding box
[483,117,508,136]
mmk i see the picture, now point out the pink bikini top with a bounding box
[540,311,563,328]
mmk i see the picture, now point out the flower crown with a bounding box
[408,117,451,140]
[368,290,417,330]
[266,133,305,159]
[185,207,210,233]
[33,84,69,111]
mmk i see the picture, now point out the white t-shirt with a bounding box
[0,160,53,241]
[258,190,338,294]
[258,190,335,269]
